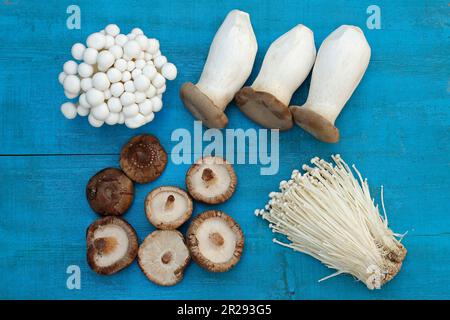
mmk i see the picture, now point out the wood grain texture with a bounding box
[0,0,449,299]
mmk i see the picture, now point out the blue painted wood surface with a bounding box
[0,0,449,299]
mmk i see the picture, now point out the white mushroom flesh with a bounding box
[252,24,316,105]
[149,191,189,224]
[191,164,231,199]
[93,225,129,267]
[196,10,258,110]
[301,25,371,123]
[196,217,237,264]
[139,231,189,284]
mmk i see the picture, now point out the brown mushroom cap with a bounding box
[86,216,138,275]
[187,210,244,272]
[145,186,193,230]
[290,106,340,143]
[180,82,228,129]
[138,230,190,286]
[235,87,293,131]
[186,156,237,204]
[120,134,168,184]
[86,168,134,216]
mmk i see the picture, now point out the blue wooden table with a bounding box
[0,0,449,300]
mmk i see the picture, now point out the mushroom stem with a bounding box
[196,10,258,110]
[93,237,118,255]
[209,232,225,246]
[201,168,216,185]
[252,25,316,106]
[164,195,175,210]
[161,251,173,264]
[180,10,258,128]
[290,25,371,142]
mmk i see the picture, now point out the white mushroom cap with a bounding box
[138,230,190,286]
[145,186,193,229]
[187,210,244,272]
[186,156,237,204]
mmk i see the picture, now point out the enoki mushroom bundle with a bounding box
[256,155,407,289]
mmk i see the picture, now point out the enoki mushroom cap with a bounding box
[180,82,229,129]
[187,210,244,272]
[86,168,134,216]
[289,106,340,143]
[86,216,138,275]
[235,86,293,131]
[120,134,168,184]
[138,230,190,286]
[145,186,193,230]
[185,156,237,204]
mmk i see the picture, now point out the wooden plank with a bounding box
[0,0,449,299]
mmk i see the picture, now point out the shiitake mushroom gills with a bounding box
[187,210,244,272]
[87,216,138,275]
[138,230,190,286]
[186,156,237,204]
[145,186,193,230]
[120,134,168,184]
[86,168,134,216]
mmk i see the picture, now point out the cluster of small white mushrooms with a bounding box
[59,24,177,128]
[255,155,407,290]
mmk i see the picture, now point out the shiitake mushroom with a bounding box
[187,210,244,272]
[120,134,168,184]
[86,168,134,216]
[185,156,237,204]
[86,216,138,275]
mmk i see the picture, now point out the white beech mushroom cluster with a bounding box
[255,155,407,290]
[59,24,177,128]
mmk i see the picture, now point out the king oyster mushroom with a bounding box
[235,24,316,130]
[86,216,138,275]
[187,210,244,272]
[138,230,190,286]
[86,168,134,216]
[180,10,258,128]
[290,25,371,143]
[120,134,168,183]
[185,156,237,204]
[145,186,193,229]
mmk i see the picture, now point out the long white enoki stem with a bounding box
[256,155,406,290]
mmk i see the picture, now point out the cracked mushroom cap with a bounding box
[138,230,190,286]
[235,87,293,131]
[120,134,168,184]
[187,210,244,272]
[145,186,193,230]
[185,156,237,204]
[86,168,134,216]
[180,82,229,129]
[86,216,138,275]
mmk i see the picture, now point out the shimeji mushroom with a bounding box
[185,156,237,204]
[138,230,190,286]
[120,134,167,184]
[235,25,316,130]
[86,168,134,216]
[187,210,244,272]
[256,155,407,289]
[86,216,138,275]
[290,25,371,143]
[180,10,258,128]
[145,186,193,229]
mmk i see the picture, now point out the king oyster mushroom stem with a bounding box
[290,25,371,143]
[236,24,316,130]
[180,10,258,128]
